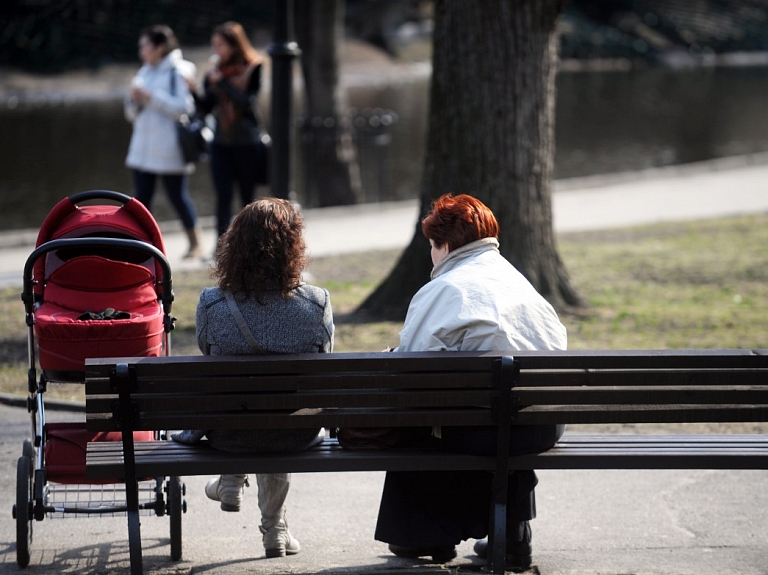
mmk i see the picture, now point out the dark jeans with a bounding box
[210,142,261,236]
[132,170,197,230]
[374,424,565,548]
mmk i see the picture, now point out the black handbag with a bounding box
[170,70,211,163]
[177,113,211,163]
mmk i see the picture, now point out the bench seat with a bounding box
[86,433,768,479]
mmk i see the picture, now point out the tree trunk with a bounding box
[356,0,582,321]
[295,0,362,207]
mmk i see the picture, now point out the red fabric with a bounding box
[35,197,77,247]
[45,206,153,243]
[44,256,157,311]
[122,198,166,256]
[44,422,155,484]
[33,196,166,298]
[35,301,164,372]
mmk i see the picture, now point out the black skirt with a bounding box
[374,424,564,547]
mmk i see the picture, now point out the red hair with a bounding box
[421,194,499,251]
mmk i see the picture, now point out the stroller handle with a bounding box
[67,190,133,205]
[22,238,174,316]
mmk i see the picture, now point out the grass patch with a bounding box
[1,213,766,401]
[559,214,768,349]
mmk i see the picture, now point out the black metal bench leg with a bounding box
[126,478,144,575]
[487,356,516,574]
[114,363,144,575]
[488,498,507,574]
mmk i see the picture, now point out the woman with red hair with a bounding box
[375,194,567,570]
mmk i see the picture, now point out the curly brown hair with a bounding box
[212,198,307,301]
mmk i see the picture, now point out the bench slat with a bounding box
[513,386,768,404]
[514,404,768,424]
[520,369,768,387]
[86,407,497,432]
[85,433,768,479]
[86,389,496,413]
[86,438,498,476]
[86,372,498,395]
[509,349,768,370]
[84,352,504,378]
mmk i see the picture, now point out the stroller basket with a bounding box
[43,482,161,519]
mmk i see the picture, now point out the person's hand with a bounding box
[130,87,152,106]
[184,76,198,94]
[208,68,223,84]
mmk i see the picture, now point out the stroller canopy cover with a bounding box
[31,194,169,374]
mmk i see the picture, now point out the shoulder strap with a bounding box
[169,68,176,96]
[224,291,266,354]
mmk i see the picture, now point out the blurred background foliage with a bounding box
[2,0,768,73]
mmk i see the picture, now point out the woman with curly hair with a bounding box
[173,197,333,558]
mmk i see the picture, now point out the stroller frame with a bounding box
[12,190,183,569]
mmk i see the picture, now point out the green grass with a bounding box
[558,214,768,349]
[1,213,766,401]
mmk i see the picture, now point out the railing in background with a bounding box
[297,108,399,207]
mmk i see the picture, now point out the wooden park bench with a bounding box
[84,349,768,575]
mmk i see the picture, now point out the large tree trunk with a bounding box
[356,0,582,321]
[295,0,362,207]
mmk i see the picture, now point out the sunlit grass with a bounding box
[559,214,768,349]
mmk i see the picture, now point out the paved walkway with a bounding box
[2,155,768,575]
[2,153,768,287]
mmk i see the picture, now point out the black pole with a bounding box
[268,0,301,200]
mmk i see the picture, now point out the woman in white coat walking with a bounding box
[125,24,202,258]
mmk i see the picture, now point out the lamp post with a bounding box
[268,0,301,200]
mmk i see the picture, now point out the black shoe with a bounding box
[388,544,457,563]
[473,538,532,570]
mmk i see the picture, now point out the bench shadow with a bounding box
[2,534,537,575]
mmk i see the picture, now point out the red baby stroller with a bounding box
[12,190,183,568]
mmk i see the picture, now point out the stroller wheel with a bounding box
[15,454,34,568]
[23,440,35,470]
[168,476,184,560]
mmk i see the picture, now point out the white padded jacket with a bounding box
[396,238,567,353]
[124,50,195,174]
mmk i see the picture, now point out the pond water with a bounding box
[3,65,768,231]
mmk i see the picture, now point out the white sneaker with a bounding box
[260,523,301,557]
[204,474,247,512]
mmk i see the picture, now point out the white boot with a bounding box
[260,516,301,557]
[256,473,299,557]
[205,474,248,512]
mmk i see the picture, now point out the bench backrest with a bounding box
[509,349,768,425]
[85,352,513,433]
[85,349,768,433]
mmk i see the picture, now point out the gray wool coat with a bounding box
[173,283,334,453]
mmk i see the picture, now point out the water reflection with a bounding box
[555,66,768,176]
[3,66,768,230]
